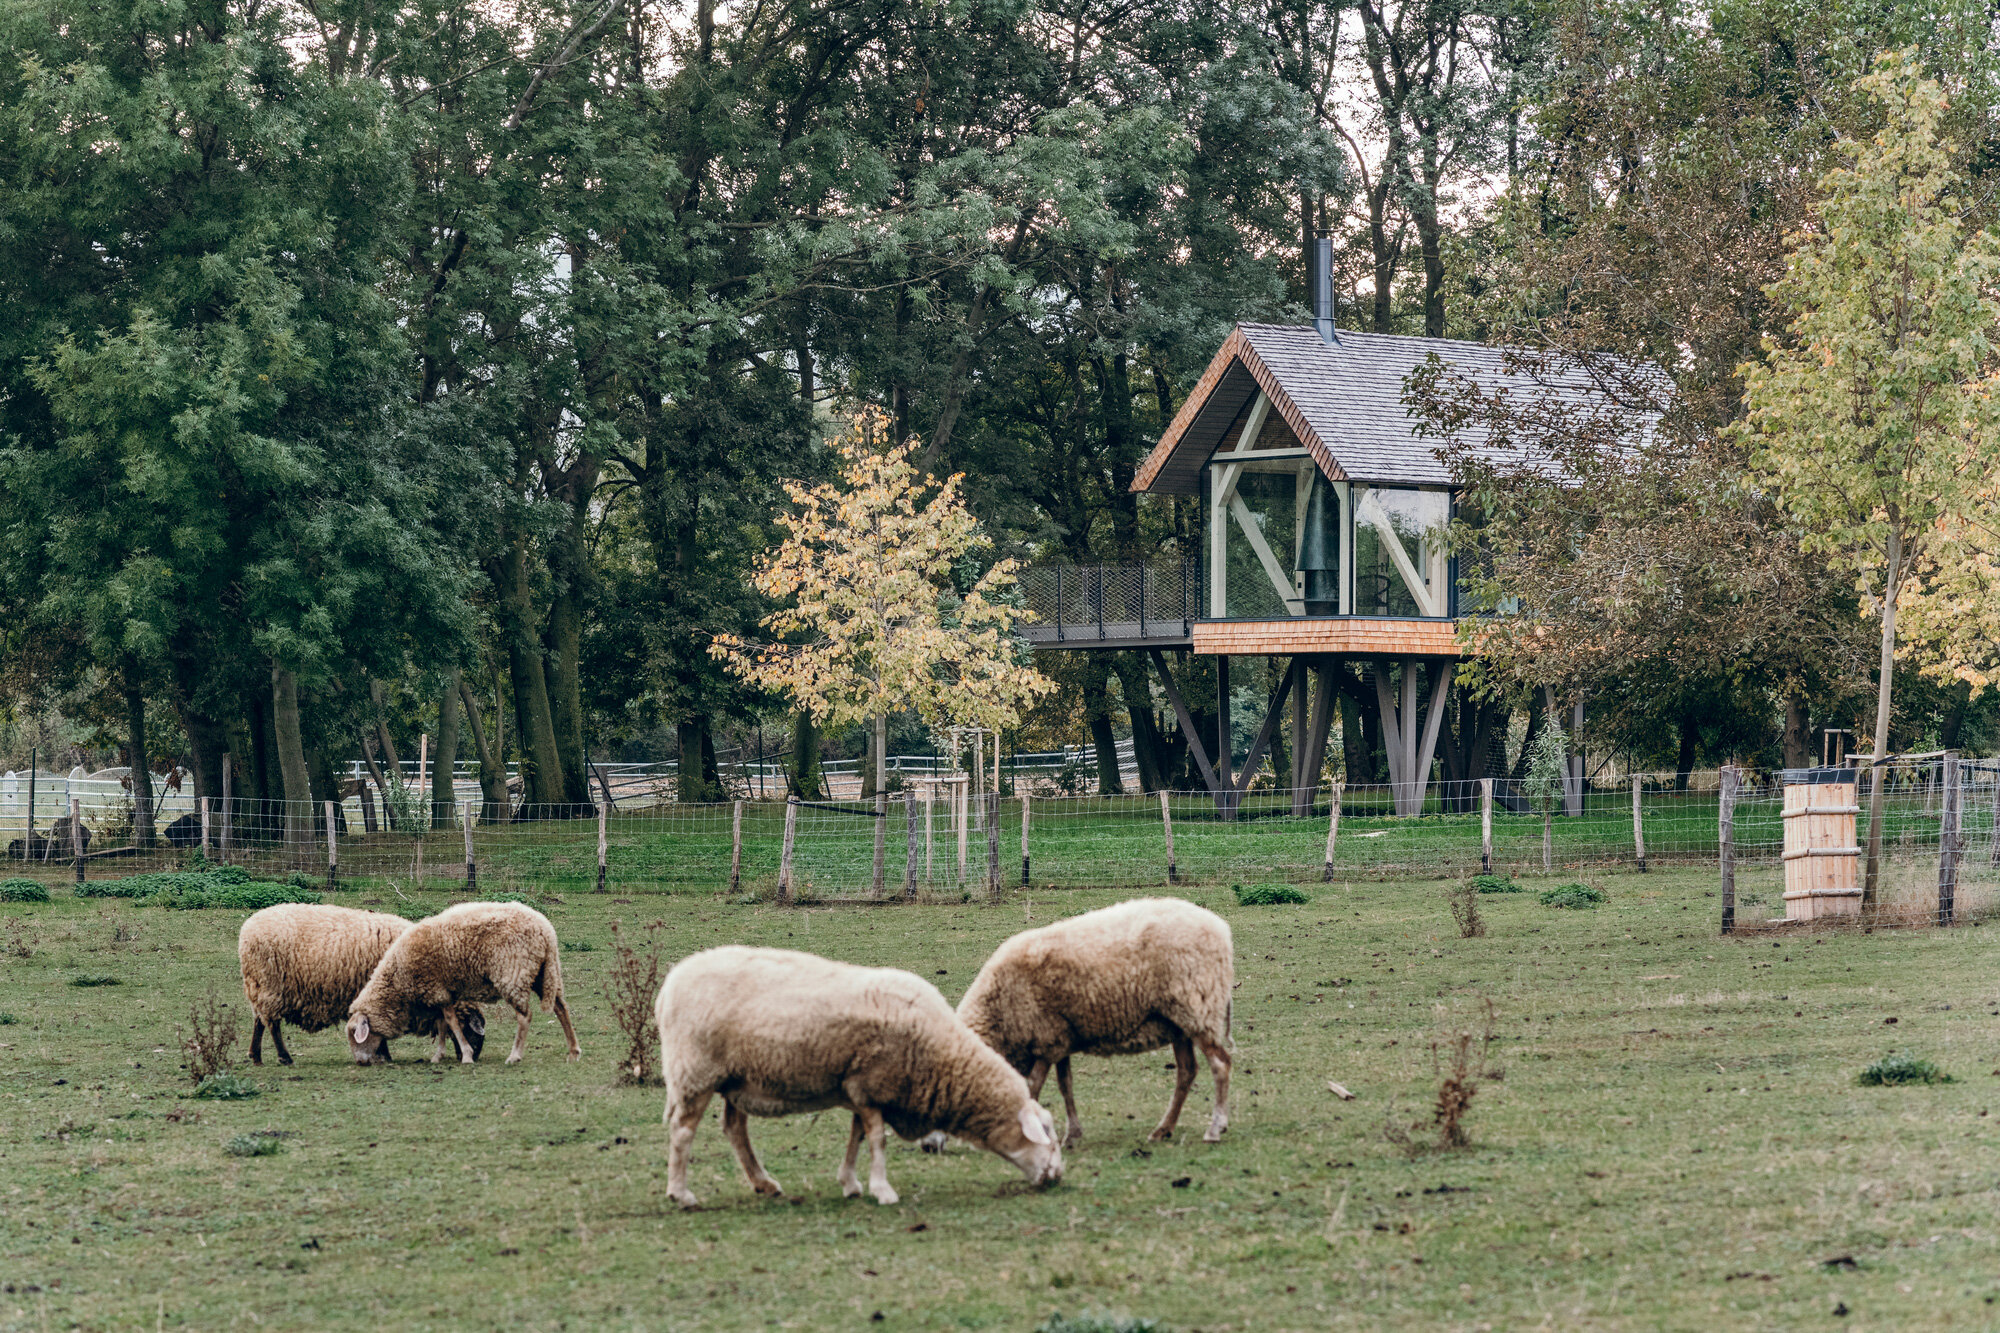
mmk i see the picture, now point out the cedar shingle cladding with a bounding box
[1135,322,1653,494]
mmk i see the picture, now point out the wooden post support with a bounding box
[778,797,798,905]
[1718,764,1739,935]
[21,750,35,862]
[596,801,608,894]
[986,791,1002,900]
[872,792,887,897]
[200,796,211,857]
[1020,792,1031,888]
[1160,790,1177,884]
[1989,759,2000,868]
[956,778,969,881]
[1322,780,1344,881]
[1480,778,1494,875]
[730,800,745,895]
[1632,775,1648,873]
[325,800,339,892]
[219,754,232,863]
[903,794,919,900]
[924,787,934,886]
[462,806,478,890]
[70,796,84,886]
[1938,750,1962,927]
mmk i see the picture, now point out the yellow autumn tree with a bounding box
[712,408,1052,800]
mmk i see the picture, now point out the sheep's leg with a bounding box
[1150,1033,1199,1141]
[505,1005,532,1064]
[860,1107,897,1205]
[1025,1058,1051,1100]
[440,1007,476,1065]
[721,1100,782,1197]
[1055,1057,1083,1149]
[249,1018,265,1066]
[268,1019,292,1066]
[838,1115,866,1198]
[665,1089,713,1208]
[550,995,581,1061]
[1197,1034,1233,1142]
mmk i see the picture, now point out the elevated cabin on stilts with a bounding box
[1019,244,1650,817]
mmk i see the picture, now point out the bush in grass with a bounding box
[70,973,121,987]
[180,985,241,1085]
[0,1012,16,1024]
[192,1072,259,1100]
[1538,882,1604,910]
[1036,1313,1167,1333]
[1858,1052,1953,1086]
[225,1132,284,1157]
[1232,883,1310,905]
[1471,874,1520,894]
[147,881,320,911]
[79,868,315,910]
[0,878,49,902]
[1448,882,1485,937]
[79,866,251,899]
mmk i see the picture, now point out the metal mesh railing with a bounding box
[1019,559,1203,643]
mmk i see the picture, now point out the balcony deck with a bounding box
[1191,616,1462,658]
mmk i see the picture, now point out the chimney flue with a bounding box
[1311,234,1339,345]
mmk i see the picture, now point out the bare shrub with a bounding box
[605,920,666,1085]
[177,984,240,1085]
[1384,998,1497,1155]
[6,919,31,959]
[1448,881,1485,938]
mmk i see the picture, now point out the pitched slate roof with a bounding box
[1134,322,1661,494]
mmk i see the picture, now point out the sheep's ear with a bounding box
[1018,1103,1052,1146]
[467,1009,485,1037]
[351,1014,370,1043]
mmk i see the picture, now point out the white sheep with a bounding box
[654,945,1062,1207]
[237,904,486,1065]
[938,897,1234,1149]
[345,900,579,1065]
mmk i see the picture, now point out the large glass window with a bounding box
[1221,469,1299,619]
[1353,487,1450,617]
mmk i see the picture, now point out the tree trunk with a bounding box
[1862,529,1903,912]
[1511,691,1544,781]
[271,666,315,865]
[1782,692,1812,770]
[677,716,721,803]
[498,539,566,811]
[126,681,155,849]
[859,721,878,800]
[1673,711,1699,791]
[433,669,461,828]
[789,710,823,800]
[1110,653,1167,793]
[875,712,887,797]
[368,677,402,775]
[1542,810,1552,872]
[175,702,228,805]
[457,677,511,823]
[307,746,347,834]
[1084,652,1124,795]
[544,517,595,805]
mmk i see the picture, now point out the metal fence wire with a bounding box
[0,762,1992,924]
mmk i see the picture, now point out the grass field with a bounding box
[3,868,1998,1331]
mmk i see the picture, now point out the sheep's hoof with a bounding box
[567,1050,581,1063]
[752,1179,784,1198]
[871,1185,899,1206]
[277,1055,292,1067]
[1063,1129,1083,1151]
[505,1053,523,1064]
[1202,1124,1226,1143]
[1147,1127,1175,1142]
[919,1133,946,1155]
[669,1190,701,1210]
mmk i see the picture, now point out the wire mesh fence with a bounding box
[1,761,1992,932]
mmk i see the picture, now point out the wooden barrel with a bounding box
[1780,768,1861,920]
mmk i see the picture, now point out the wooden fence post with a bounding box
[778,797,798,905]
[1479,778,1494,875]
[1938,750,1961,927]
[1989,760,2000,867]
[1718,764,1739,935]
[596,801,608,894]
[1632,775,1648,873]
[1159,790,1176,884]
[924,787,934,887]
[1322,781,1344,881]
[986,791,1001,900]
[1020,792,1032,888]
[904,794,918,900]
[219,754,232,863]
[200,796,211,857]
[325,800,338,892]
[70,796,84,886]
[730,800,745,895]
[463,805,478,890]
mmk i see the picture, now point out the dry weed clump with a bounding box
[605,919,666,1085]
[177,984,240,1085]
[1385,998,1497,1155]
[1448,881,1485,938]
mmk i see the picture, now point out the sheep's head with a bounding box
[453,1006,487,1061]
[345,1012,390,1065]
[978,1100,1062,1188]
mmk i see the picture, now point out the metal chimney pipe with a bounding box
[1312,234,1339,345]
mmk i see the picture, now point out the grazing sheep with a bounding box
[940,897,1234,1149]
[345,900,579,1066]
[238,904,486,1065]
[654,946,1062,1207]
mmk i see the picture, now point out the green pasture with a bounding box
[4,867,1999,1331]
